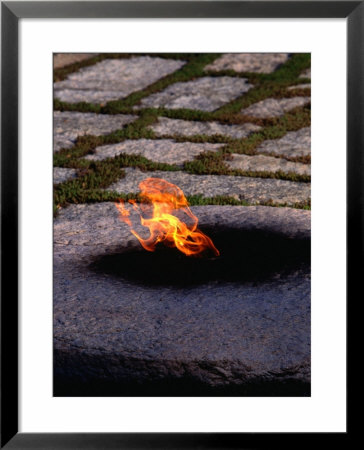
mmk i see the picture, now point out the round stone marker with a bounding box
[54,203,310,396]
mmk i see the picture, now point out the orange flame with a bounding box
[115,178,219,257]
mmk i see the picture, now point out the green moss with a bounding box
[54,53,201,82]
[101,54,221,113]
[54,190,310,216]
[54,52,311,211]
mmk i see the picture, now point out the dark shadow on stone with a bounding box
[89,227,310,287]
[54,375,310,397]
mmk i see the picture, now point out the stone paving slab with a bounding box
[205,53,290,73]
[137,76,253,112]
[256,127,311,159]
[148,117,261,139]
[240,97,310,118]
[84,139,224,165]
[107,168,310,205]
[54,203,310,390]
[226,154,310,175]
[54,167,78,184]
[54,53,98,69]
[54,111,138,152]
[299,68,311,78]
[54,56,185,104]
[287,83,311,91]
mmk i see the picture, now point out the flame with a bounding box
[115,177,219,257]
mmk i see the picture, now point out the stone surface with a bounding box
[107,168,310,205]
[54,53,98,69]
[226,154,310,175]
[85,139,223,165]
[299,68,311,79]
[54,203,310,393]
[287,84,311,91]
[54,56,185,104]
[205,53,290,73]
[138,76,253,112]
[257,127,311,159]
[54,111,137,152]
[240,97,310,118]
[54,168,78,184]
[148,117,261,139]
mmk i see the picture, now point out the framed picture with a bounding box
[1,1,357,448]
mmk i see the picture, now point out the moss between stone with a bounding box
[54,52,202,82]
[54,53,311,212]
[54,189,311,216]
[54,53,310,117]
[184,154,310,182]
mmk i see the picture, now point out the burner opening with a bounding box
[89,227,310,287]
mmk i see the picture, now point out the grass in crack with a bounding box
[53,111,159,168]
[189,196,311,210]
[183,147,310,182]
[160,134,237,144]
[54,155,179,212]
[225,105,311,155]
[54,53,310,121]
[206,54,309,115]
[54,98,102,114]
[257,53,310,83]
[229,169,310,183]
[184,150,231,175]
[54,161,124,209]
[54,190,311,216]
[102,54,221,113]
[204,53,310,84]
[54,53,199,82]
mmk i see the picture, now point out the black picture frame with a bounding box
[1,1,358,448]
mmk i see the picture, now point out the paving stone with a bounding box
[205,53,290,73]
[54,168,78,184]
[107,168,310,205]
[148,117,261,139]
[54,53,98,69]
[257,128,311,159]
[226,154,310,175]
[54,202,310,393]
[53,111,137,152]
[240,97,310,118]
[54,56,185,104]
[299,68,311,78]
[138,76,253,112]
[85,139,223,165]
[287,84,311,90]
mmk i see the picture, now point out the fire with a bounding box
[115,177,219,257]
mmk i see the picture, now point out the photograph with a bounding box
[53,52,311,397]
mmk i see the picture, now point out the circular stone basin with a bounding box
[90,227,310,287]
[54,204,311,397]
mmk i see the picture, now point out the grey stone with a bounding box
[148,117,261,139]
[299,68,311,79]
[226,154,310,175]
[240,97,310,118]
[84,139,223,165]
[53,111,137,152]
[54,53,98,69]
[138,76,253,112]
[257,128,311,159]
[205,53,290,73]
[54,168,78,184]
[54,56,185,104]
[107,168,310,205]
[287,84,311,91]
[54,203,310,391]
